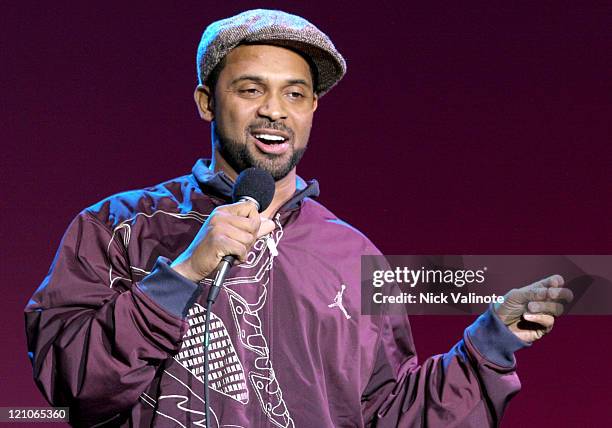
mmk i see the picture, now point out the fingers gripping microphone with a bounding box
[207,167,275,304]
[204,167,274,428]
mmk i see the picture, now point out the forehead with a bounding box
[219,44,313,86]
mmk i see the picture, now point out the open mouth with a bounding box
[251,132,289,145]
[250,131,291,155]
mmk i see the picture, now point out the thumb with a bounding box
[256,217,276,238]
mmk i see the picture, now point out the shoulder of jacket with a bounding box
[299,199,382,254]
[80,174,208,231]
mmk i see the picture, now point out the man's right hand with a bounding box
[170,202,276,282]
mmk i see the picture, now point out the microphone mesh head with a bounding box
[232,168,275,213]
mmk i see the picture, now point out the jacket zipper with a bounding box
[265,213,282,427]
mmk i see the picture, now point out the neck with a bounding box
[210,150,297,218]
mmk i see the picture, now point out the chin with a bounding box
[247,153,296,180]
[254,163,294,181]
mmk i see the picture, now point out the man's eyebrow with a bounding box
[230,76,312,87]
[287,79,311,87]
[230,75,265,85]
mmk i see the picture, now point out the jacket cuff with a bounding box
[137,256,202,319]
[465,304,531,367]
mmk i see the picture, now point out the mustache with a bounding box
[247,120,294,137]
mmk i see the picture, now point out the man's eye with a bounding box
[239,88,260,95]
[287,92,304,99]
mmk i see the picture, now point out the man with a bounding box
[25,9,572,427]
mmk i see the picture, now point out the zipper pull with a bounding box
[266,235,279,257]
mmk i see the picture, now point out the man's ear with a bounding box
[194,84,214,122]
[312,93,318,113]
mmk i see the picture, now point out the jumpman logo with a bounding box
[328,284,351,319]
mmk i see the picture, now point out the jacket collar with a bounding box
[191,158,320,211]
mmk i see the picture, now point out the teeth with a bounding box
[254,133,286,141]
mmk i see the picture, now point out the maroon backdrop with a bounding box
[2,1,611,426]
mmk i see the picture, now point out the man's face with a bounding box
[199,44,318,180]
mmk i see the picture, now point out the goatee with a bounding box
[213,122,307,181]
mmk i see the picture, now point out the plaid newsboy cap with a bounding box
[196,9,346,97]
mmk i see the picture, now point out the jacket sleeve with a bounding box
[24,210,202,426]
[361,307,529,427]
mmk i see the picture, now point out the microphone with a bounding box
[207,167,275,304]
[203,167,274,428]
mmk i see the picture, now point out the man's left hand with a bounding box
[494,275,574,343]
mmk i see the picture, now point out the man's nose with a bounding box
[256,92,288,121]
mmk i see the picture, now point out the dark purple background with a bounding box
[2,1,611,426]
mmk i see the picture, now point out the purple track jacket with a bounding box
[25,159,528,427]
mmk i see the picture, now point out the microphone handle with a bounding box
[208,255,235,303]
[203,255,235,428]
